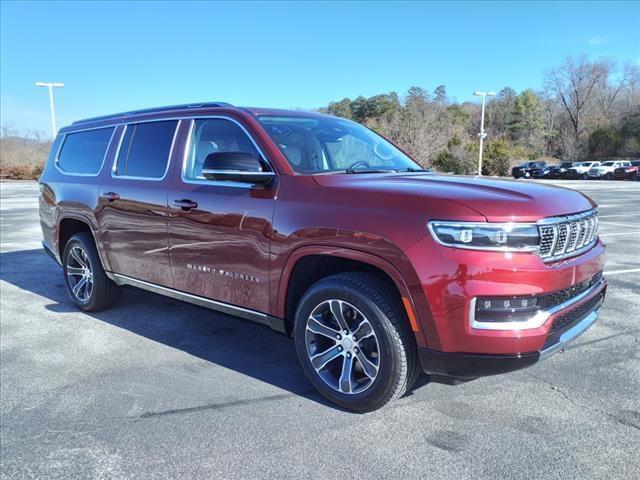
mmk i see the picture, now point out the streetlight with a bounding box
[35,82,64,137]
[473,91,495,176]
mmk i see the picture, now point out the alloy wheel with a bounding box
[305,299,380,394]
[66,246,94,302]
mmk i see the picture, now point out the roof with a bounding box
[71,102,233,126]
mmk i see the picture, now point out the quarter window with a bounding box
[57,127,114,175]
[115,120,178,179]
[185,118,261,180]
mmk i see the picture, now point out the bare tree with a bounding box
[544,55,608,140]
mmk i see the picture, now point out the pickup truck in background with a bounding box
[613,160,640,180]
[588,160,631,180]
[562,161,601,180]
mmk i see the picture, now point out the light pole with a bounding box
[35,82,64,137]
[473,91,495,176]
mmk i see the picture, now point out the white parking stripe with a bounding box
[604,268,640,275]
[598,221,640,228]
[599,213,640,218]
[599,231,640,236]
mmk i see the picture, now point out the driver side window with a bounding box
[185,118,260,180]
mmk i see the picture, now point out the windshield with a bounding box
[257,115,421,174]
[601,161,615,166]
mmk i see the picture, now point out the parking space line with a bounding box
[599,231,640,237]
[599,213,640,218]
[598,221,640,228]
[604,268,640,275]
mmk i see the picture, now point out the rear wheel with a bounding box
[62,233,120,312]
[294,272,420,412]
[606,172,613,180]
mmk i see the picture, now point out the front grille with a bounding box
[538,272,603,309]
[549,289,605,334]
[538,210,598,262]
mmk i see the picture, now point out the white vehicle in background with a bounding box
[564,161,601,180]
[587,160,631,180]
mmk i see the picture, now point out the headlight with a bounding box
[428,221,540,252]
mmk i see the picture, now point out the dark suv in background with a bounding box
[512,161,546,178]
[39,103,607,412]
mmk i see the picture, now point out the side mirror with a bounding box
[202,151,275,185]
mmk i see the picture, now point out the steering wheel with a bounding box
[347,160,370,170]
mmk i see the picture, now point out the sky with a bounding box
[1,0,639,135]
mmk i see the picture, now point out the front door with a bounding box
[97,119,180,287]
[167,117,276,313]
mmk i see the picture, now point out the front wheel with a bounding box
[294,272,420,412]
[524,171,531,178]
[606,173,613,180]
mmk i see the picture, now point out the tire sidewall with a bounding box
[294,280,402,411]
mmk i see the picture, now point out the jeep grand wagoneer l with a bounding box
[40,102,606,411]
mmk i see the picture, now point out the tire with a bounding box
[293,272,420,412]
[524,171,531,178]
[581,173,588,180]
[62,232,120,312]
[606,173,613,180]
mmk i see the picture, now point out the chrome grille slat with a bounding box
[538,210,598,262]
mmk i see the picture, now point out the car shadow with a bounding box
[1,248,429,412]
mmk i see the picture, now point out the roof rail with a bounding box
[72,102,233,125]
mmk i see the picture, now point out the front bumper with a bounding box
[418,286,605,378]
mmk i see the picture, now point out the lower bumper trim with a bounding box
[420,292,603,380]
[418,349,540,379]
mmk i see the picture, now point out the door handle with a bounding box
[173,199,198,211]
[101,192,120,202]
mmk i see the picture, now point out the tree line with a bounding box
[320,55,640,175]
[1,55,638,179]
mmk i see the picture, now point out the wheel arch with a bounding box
[277,246,428,346]
[57,215,109,271]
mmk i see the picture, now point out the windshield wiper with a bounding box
[345,168,398,174]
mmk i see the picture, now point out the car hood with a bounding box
[312,173,596,222]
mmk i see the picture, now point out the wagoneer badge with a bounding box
[186,263,261,283]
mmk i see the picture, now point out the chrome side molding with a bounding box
[105,272,286,333]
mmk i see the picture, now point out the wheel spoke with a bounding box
[353,319,374,340]
[66,266,85,277]
[310,345,342,371]
[307,316,341,340]
[85,279,93,299]
[355,350,378,379]
[329,300,349,331]
[339,354,354,393]
[72,277,87,298]
[70,248,87,268]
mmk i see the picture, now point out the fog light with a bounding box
[475,295,539,323]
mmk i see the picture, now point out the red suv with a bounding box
[39,103,607,412]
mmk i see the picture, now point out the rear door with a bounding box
[167,117,276,313]
[96,119,181,287]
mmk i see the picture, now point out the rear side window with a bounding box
[115,120,178,179]
[57,127,114,175]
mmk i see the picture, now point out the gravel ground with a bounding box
[1,179,639,480]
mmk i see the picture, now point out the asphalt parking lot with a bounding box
[1,179,638,479]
